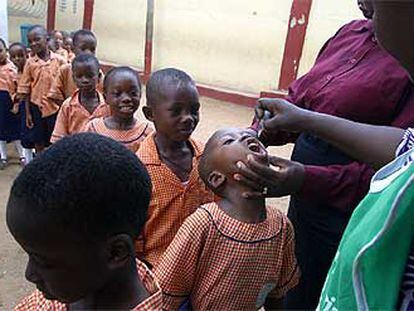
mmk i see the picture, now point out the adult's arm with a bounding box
[257,98,404,170]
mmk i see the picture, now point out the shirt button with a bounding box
[350,58,357,64]
[326,75,332,81]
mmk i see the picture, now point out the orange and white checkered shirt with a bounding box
[136,133,214,268]
[17,52,66,117]
[0,60,17,96]
[47,63,104,103]
[85,117,152,153]
[51,90,110,143]
[155,202,300,310]
[13,260,163,311]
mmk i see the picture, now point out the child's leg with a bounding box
[0,140,7,169]
[0,140,7,160]
[23,148,34,164]
[14,140,26,166]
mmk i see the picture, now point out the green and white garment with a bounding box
[317,129,414,311]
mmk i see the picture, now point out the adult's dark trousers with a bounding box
[285,133,353,310]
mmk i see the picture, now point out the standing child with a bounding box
[85,66,151,152]
[9,133,162,310]
[51,30,69,61]
[136,68,214,268]
[17,25,66,153]
[9,42,34,165]
[51,54,110,142]
[63,32,75,62]
[155,128,300,310]
[0,39,24,169]
[48,29,103,107]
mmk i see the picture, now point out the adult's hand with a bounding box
[234,154,305,199]
[256,98,312,134]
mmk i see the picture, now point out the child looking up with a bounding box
[9,42,33,165]
[136,68,213,268]
[51,30,69,61]
[51,54,110,142]
[48,29,103,106]
[85,66,152,152]
[155,128,300,310]
[9,133,162,310]
[17,25,66,153]
[0,39,24,169]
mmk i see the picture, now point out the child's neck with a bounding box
[36,48,50,61]
[69,260,149,310]
[105,115,136,130]
[219,188,266,224]
[79,89,99,113]
[154,132,190,155]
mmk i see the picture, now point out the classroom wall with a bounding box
[7,0,363,94]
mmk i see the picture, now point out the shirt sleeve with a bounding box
[50,103,69,143]
[47,66,66,101]
[154,210,208,311]
[17,61,31,95]
[299,162,375,212]
[269,217,300,299]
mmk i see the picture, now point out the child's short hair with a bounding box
[71,53,100,73]
[103,66,141,93]
[146,68,196,106]
[72,29,96,46]
[27,25,47,37]
[8,133,152,240]
[9,42,27,52]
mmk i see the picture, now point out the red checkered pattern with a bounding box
[155,202,300,310]
[13,260,162,311]
[135,133,214,268]
[85,117,153,152]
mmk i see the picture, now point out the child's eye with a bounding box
[223,138,234,145]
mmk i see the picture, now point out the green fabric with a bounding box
[318,153,414,310]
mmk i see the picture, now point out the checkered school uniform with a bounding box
[136,133,214,268]
[155,202,300,310]
[85,117,152,153]
[13,260,163,311]
[51,90,110,143]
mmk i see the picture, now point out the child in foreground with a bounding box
[51,54,110,142]
[0,39,25,169]
[8,42,34,165]
[48,29,103,106]
[17,25,66,153]
[155,127,300,310]
[136,68,214,268]
[85,66,151,152]
[10,133,162,310]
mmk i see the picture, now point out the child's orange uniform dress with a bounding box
[135,133,214,268]
[85,117,152,153]
[51,90,110,143]
[155,202,300,310]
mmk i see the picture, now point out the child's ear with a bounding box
[208,171,226,190]
[142,106,154,122]
[105,234,132,269]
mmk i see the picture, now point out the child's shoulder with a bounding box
[189,137,205,159]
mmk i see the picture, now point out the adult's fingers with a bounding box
[246,155,284,182]
[234,173,264,192]
[236,161,268,190]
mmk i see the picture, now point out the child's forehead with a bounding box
[9,46,25,54]
[73,60,99,73]
[107,72,139,88]
[29,28,47,38]
[76,35,96,45]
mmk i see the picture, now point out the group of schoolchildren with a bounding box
[3,25,300,310]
